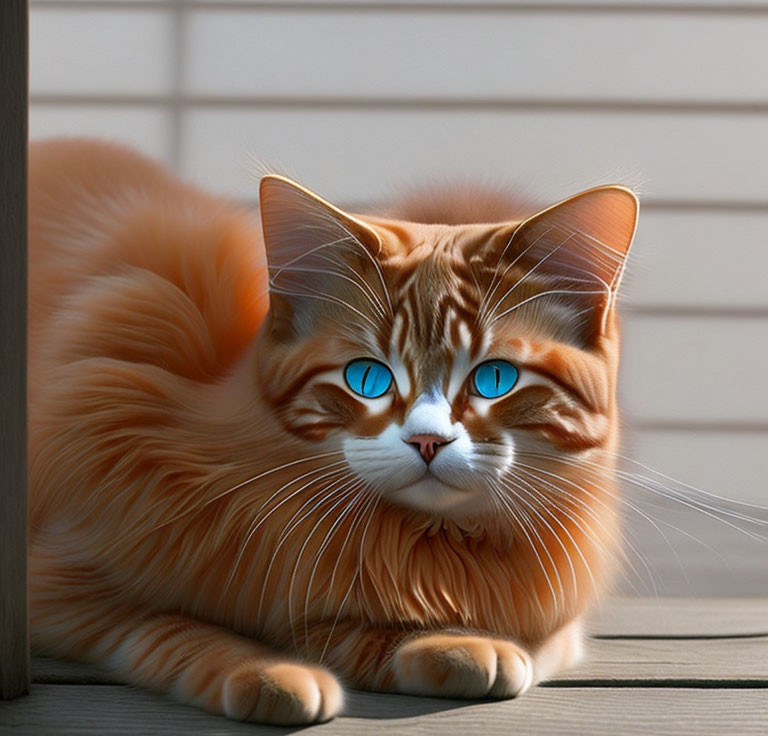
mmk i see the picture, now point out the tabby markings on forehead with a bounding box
[388,313,412,397]
[447,321,478,402]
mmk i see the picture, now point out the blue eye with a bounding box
[344,359,393,399]
[472,360,519,399]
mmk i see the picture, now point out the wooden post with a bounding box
[0,0,29,700]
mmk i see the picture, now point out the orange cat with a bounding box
[29,138,637,725]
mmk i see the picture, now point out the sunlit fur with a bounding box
[29,139,638,725]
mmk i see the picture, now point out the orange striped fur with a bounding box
[29,139,638,724]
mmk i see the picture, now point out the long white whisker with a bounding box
[490,288,605,325]
[225,462,349,599]
[149,451,345,532]
[483,231,578,325]
[255,474,357,627]
[504,470,599,600]
[286,479,364,650]
[319,491,380,663]
[490,480,556,624]
[511,463,657,597]
[497,476,570,612]
[303,485,370,649]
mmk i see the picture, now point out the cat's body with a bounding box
[29,139,636,724]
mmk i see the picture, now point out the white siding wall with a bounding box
[30,1,768,506]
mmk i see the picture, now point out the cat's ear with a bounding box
[485,185,638,341]
[259,175,388,339]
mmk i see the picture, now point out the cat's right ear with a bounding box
[259,175,389,339]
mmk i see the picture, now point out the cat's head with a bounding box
[255,176,637,518]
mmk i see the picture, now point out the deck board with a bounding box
[3,597,767,734]
[29,635,768,688]
[2,685,767,736]
[587,597,768,637]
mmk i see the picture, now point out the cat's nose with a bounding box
[404,434,454,464]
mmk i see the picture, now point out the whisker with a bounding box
[490,480,557,624]
[224,462,349,600]
[482,231,579,326]
[514,454,748,593]
[513,458,694,591]
[497,475,571,612]
[504,470,600,599]
[303,485,370,649]
[510,463,660,597]
[319,491,380,663]
[285,479,364,649]
[598,449,768,514]
[511,462,664,597]
[489,288,605,325]
[523,450,768,540]
[149,450,345,532]
[269,283,383,333]
[477,226,554,321]
[255,473,357,628]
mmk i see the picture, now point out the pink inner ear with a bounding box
[509,186,639,292]
[258,175,390,336]
[259,175,381,274]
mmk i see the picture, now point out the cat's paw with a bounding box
[222,660,343,725]
[393,633,534,699]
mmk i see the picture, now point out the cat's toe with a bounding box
[393,634,533,700]
[222,661,343,725]
[487,639,534,697]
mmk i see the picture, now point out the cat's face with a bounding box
[256,177,637,519]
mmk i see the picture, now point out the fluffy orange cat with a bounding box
[29,138,638,725]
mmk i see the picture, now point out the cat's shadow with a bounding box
[273,690,483,734]
[29,657,477,734]
[344,688,478,720]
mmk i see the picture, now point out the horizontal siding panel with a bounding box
[37,2,768,6]
[622,211,768,309]
[30,8,172,95]
[625,429,768,505]
[180,108,768,202]
[619,315,768,423]
[29,105,171,164]
[185,10,768,103]
[191,1,768,7]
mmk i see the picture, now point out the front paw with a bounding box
[393,633,533,699]
[221,661,343,725]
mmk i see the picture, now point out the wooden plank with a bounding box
[1,684,767,735]
[184,10,768,103]
[0,0,29,702]
[29,633,768,689]
[31,659,120,686]
[560,636,768,682]
[29,597,768,685]
[181,109,768,202]
[589,598,768,637]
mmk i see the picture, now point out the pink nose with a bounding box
[405,434,453,464]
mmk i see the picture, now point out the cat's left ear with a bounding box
[259,175,388,338]
[486,185,638,338]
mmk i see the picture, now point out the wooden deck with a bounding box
[2,597,767,735]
